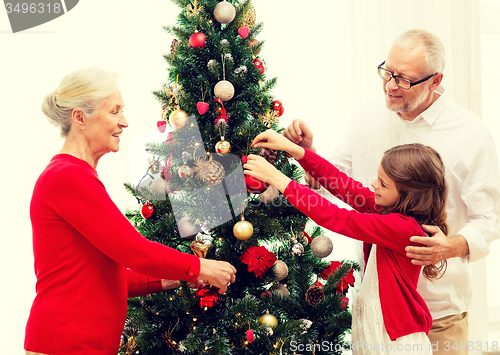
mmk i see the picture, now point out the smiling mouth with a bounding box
[112,132,122,138]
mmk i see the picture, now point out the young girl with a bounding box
[243,130,448,355]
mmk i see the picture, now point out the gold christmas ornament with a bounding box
[190,240,212,258]
[310,235,334,258]
[149,158,161,174]
[233,217,253,240]
[272,260,289,281]
[186,0,204,17]
[195,154,225,185]
[178,164,193,179]
[259,311,278,328]
[214,80,234,101]
[213,0,236,24]
[169,108,189,129]
[270,283,290,298]
[215,138,231,154]
[236,3,256,28]
[259,185,279,204]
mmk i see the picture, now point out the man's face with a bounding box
[382,44,433,119]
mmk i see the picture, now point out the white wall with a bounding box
[1,1,498,353]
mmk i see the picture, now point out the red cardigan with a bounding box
[25,154,200,354]
[284,149,432,341]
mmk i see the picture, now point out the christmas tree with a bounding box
[121,1,358,354]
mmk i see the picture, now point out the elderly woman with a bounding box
[24,67,236,355]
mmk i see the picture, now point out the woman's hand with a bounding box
[198,259,236,294]
[243,154,292,193]
[252,129,305,160]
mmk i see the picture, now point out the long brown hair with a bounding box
[380,143,448,280]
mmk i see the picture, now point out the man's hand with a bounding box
[283,119,314,150]
[405,225,469,266]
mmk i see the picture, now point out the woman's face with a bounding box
[371,165,399,207]
[84,90,128,158]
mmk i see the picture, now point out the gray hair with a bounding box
[41,67,119,137]
[393,29,445,75]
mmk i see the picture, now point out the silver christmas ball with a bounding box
[291,242,304,257]
[149,178,170,200]
[214,80,234,101]
[272,260,288,281]
[310,235,333,258]
[213,0,236,24]
[270,283,290,298]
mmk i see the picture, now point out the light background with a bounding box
[1,1,499,354]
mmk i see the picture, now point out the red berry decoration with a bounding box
[141,201,156,219]
[246,329,254,343]
[157,120,167,133]
[271,100,285,117]
[197,102,209,115]
[253,58,265,75]
[189,32,206,48]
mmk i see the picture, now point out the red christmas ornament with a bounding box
[340,296,349,310]
[238,26,250,39]
[245,175,269,194]
[241,155,269,193]
[246,329,254,343]
[252,58,265,75]
[189,32,206,48]
[271,100,285,117]
[141,201,156,219]
[195,286,219,309]
[240,246,277,278]
[197,102,209,115]
[157,120,167,133]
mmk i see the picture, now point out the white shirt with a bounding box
[325,86,500,320]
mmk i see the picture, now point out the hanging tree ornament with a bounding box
[253,58,265,75]
[189,31,206,48]
[169,107,189,129]
[141,201,156,219]
[213,0,236,24]
[238,26,249,39]
[214,98,231,154]
[191,239,213,258]
[214,54,234,101]
[236,3,256,28]
[242,155,269,193]
[186,0,204,18]
[272,260,289,281]
[270,283,290,298]
[197,82,209,115]
[233,215,253,240]
[258,110,279,128]
[259,310,278,328]
[259,185,279,204]
[178,151,193,179]
[271,100,285,117]
[158,104,168,133]
[194,152,225,186]
[310,234,334,258]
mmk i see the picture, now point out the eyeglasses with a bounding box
[377,61,436,90]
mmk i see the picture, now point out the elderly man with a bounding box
[284,29,500,354]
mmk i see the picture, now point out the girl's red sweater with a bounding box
[284,148,432,341]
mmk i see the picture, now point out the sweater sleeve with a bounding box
[48,163,200,283]
[296,148,378,213]
[127,269,164,298]
[284,180,424,254]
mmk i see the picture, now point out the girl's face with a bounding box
[371,165,399,207]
